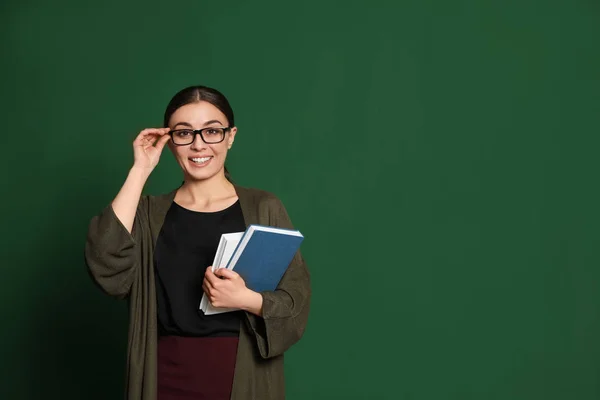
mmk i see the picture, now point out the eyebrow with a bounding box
[172,122,193,129]
[172,120,225,129]
[203,119,225,127]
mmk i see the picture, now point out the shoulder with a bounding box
[136,188,178,216]
[234,184,284,208]
[235,184,296,228]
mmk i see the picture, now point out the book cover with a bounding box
[225,225,304,293]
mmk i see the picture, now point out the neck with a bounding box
[178,172,236,203]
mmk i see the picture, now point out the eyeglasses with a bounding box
[169,127,231,146]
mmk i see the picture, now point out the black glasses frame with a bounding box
[169,127,231,145]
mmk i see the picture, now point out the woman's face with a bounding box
[167,101,236,182]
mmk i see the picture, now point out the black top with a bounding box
[154,200,246,337]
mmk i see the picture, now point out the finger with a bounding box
[204,274,216,289]
[205,268,221,286]
[154,132,171,151]
[134,128,169,144]
[202,281,211,294]
[137,128,167,138]
[205,266,216,277]
[204,268,215,286]
[141,127,169,134]
[214,268,238,280]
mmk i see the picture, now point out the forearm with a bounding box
[111,166,151,233]
[85,194,145,298]
[243,253,311,358]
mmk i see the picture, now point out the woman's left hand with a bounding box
[203,267,263,315]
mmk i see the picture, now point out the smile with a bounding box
[189,156,213,167]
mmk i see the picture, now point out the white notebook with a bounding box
[199,232,244,315]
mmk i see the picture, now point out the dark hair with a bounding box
[163,85,235,182]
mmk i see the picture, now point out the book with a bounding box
[199,232,244,314]
[200,224,304,315]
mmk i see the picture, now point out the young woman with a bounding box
[85,85,311,400]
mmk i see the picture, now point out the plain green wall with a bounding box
[2,0,599,399]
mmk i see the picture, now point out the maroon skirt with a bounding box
[157,335,239,400]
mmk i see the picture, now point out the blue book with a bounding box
[225,224,304,293]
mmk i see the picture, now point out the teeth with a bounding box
[192,157,211,163]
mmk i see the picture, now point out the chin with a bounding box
[185,170,215,181]
[184,166,223,181]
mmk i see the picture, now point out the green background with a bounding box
[2,0,599,399]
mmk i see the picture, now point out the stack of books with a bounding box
[200,224,304,315]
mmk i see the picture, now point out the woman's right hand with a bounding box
[132,127,171,171]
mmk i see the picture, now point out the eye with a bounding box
[175,129,193,137]
[206,128,225,136]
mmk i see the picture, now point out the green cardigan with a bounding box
[84,184,311,400]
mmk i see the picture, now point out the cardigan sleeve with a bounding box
[84,196,148,299]
[244,195,312,359]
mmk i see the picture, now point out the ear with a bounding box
[227,126,237,149]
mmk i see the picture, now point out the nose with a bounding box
[190,132,206,150]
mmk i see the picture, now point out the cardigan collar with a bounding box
[150,183,257,243]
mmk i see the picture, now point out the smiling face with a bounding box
[167,101,237,182]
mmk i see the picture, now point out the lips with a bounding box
[188,155,214,167]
